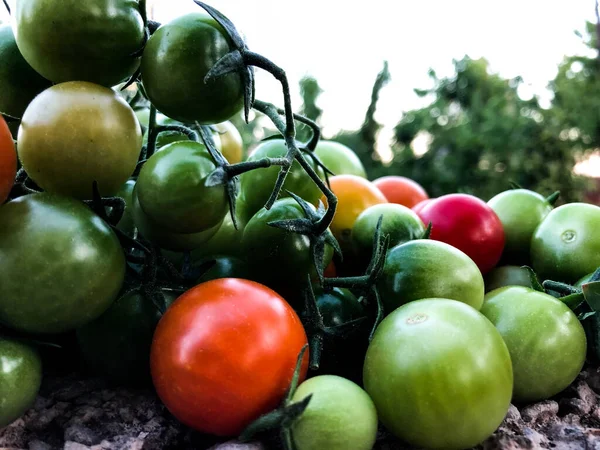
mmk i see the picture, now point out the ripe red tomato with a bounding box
[0,116,16,203]
[150,279,309,436]
[417,194,504,274]
[373,176,428,209]
[412,198,434,215]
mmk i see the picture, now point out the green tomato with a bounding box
[196,256,253,283]
[0,25,51,118]
[131,185,221,252]
[487,189,554,265]
[17,81,143,199]
[136,141,227,234]
[364,298,512,449]
[0,193,125,333]
[76,287,180,385]
[239,139,326,222]
[481,286,586,403]
[291,375,378,450]
[0,338,42,428]
[531,203,600,283]
[378,239,485,313]
[484,265,533,293]
[352,203,425,263]
[14,0,144,86]
[141,13,244,124]
[576,273,594,288]
[313,141,366,178]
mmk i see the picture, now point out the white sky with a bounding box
[1,0,597,140]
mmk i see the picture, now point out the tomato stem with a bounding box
[2,0,9,15]
[145,105,158,159]
[546,191,560,206]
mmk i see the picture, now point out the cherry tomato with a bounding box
[215,121,244,164]
[484,265,533,293]
[411,198,434,215]
[418,194,505,275]
[196,256,253,283]
[150,279,309,436]
[0,115,16,204]
[373,176,428,208]
[313,141,366,178]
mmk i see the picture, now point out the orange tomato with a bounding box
[0,116,17,203]
[373,176,428,209]
[215,120,243,164]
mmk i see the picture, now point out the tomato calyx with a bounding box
[546,190,560,206]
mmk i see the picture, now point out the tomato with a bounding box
[315,288,364,328]
[313,141,366,178]
[372,176,428,209]
[0,338,42,428]
[0,25,51,118]
[131,185,221,252]
[363,299,513,449]
[14,0,144,86]
[0,116,16,204]
[481,286,586,402]
[76,287,180,385]
[150,278,309,436]
[484,265,533,293]
[418,194,505,275]
[114,179,136,237]
[17,81,142,199]
[352,203,425,263]
[0,193,125,333]
[379,239,485,313]
[488,189,554,264]
[241,198,334,305]
[291,375,378,450]
[215,121,244,164]
[239,139,326,223]
[411,198,434,215]
[141,13,244,124]
[136,141,228,234]
[196,256,253,283]
[324,175,387,248]
[531,203,600,283]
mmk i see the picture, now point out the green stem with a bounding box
[546,191,560,206]
[145,105,158,159]
[2,0,10,15]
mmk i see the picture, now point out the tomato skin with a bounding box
[136,141,228,234]
[418,193,505,275]
[0,339,42,428]
[411,198,434,215]
[363,299,513,450]
[291,375,378,450]
[0,116,17,204]
[14,0,144,86]
[313,141,366,178]
[484,265,533,293]
[0,25,51,118]
[379,240,485,313]
[531,203,600,283]
[0,193,125,333]
[372,176,428,208]
[150,278,309,436]
[196,256,253,283]
[17,81,142,199]
[487,189,553,264]
[482,286,586,402]
[141,13,244,124]
[239,139,326,223]
[215,121,244,164]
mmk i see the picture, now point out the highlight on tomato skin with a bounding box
[150,278,309,437]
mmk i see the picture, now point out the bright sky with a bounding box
[1,0,597,140]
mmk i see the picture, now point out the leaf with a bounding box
[521,266,544,292]
[559,292,585,311]
[583,281,600,312]
[204,51,245,83]
[579,311,596,321]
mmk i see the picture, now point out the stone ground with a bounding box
[3,368,600,450]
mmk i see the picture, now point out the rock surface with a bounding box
[3,369,600,450]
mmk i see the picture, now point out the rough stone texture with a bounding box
[3,369,600,449]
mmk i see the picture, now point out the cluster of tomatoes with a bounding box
[2,2,600,450]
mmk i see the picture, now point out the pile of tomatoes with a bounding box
[1,2,600,450]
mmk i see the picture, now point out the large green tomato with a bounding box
[0,25,51,118]
[484,265,533,293]
[488,189,554,264]
[14,0,145,86]
[481,286,586,403]
[313,141,366,178]
[291,375,378,450]
[0,339,42,428]
[17,81,142,199]
[141,13,244,124]
[378,240,485,313]
[364,299,513,450]
[136,141,228,234]
[0,193,126,333]
[531,203,600,283]
[239,139,326,223]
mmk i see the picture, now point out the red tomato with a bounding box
[0,116,17,203]
[417,194,504,274]
[412,198,434,215]
[373,176,428,208]
[150,278,309,436]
